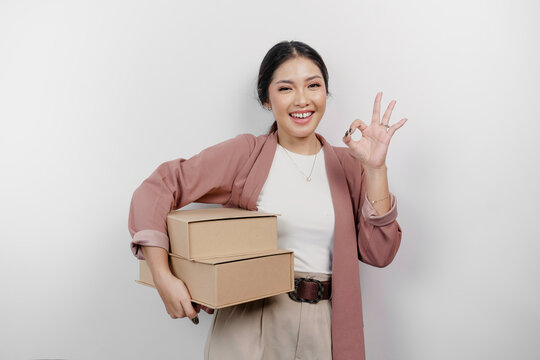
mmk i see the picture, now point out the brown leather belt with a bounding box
[288,277,331,304]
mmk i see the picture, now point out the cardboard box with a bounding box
[166,207,278,259]
[137,249,294,309]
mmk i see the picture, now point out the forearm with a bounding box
[141,246,173,284]
[364,165,391,215]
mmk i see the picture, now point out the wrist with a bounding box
[363,164,387,175]
[154,271,179,291]
[152,264,175,286]
[152,266,174,281]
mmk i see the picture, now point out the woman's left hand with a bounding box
[343,92,407,170]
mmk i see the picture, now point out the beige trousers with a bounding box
[204,271,332,360]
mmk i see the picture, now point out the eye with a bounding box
[308,83,321,88]
[278,87,291,92]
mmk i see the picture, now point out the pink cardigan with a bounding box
[128,131,402,360]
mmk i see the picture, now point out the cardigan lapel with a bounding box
[320,134,366,359]
[241,132,278,210]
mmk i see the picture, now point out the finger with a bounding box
[349,118,368,133]
[343,119,368,143]
[180,298,198,321]
[371,91,382,125]
[165,302,185,319]
[169,304,186,319]
[343,130,352,144]
[184,301,200,324]
[168,311,178,319]
[381,100,396,126]
[388,118,408,137]
[192,302,202,314]
[202,305,215,314]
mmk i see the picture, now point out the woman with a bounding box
[128,40,407,360]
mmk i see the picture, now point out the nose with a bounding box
[294,89,309,107]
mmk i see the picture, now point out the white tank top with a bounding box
[256,144,335,274]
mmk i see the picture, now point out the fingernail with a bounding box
[348,128,353,134]
[191,316,199,325]
[344,130,349,137]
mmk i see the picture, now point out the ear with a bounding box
[263,102,272,111]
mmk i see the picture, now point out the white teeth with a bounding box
[290,112,313,119]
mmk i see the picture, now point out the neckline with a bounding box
[277,143,324,157]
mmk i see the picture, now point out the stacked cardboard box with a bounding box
[137,207,294,309]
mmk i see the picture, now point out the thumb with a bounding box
[180,300,199,324]
[343,129,352,144]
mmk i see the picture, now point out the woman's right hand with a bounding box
[141,246,214,323]
[154,272,201,320]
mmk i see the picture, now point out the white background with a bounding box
[1,0,539,359]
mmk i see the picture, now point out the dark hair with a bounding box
[257,41,329,134]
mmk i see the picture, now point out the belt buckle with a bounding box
[288,277,324,304]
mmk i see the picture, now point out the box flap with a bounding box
[167,207,279,223]
[170,248,293,264]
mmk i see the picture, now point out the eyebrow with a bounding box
[275,75,322,85]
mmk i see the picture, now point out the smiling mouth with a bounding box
[289,111,314,124]
[289,111,314,119]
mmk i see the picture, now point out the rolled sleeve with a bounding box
[130,230,170,260]
[361,192,398,227]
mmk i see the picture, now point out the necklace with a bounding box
[280,144,320,182]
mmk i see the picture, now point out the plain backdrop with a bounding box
[1,0,539,359]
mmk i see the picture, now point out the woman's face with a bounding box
[265,56,327,143]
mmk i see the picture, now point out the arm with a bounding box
[337,149,401,267]
[365,165,391,215]
[342,91,407,267]
[356,164,402,267]
[128,133,255,259]
[128,134,255,320]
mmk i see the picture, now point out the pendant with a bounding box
[306,177,311,182]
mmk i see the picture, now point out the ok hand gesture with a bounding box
[343,92,407,170]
